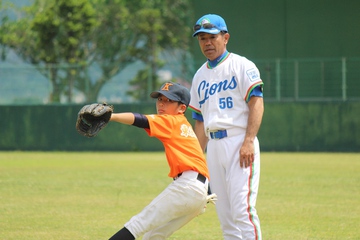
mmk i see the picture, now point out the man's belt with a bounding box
[209,129,227,139]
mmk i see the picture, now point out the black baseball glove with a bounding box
[76,103,114,137]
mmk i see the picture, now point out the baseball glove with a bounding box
[76,103,114,137]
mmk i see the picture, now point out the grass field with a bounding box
[1,152,359,240]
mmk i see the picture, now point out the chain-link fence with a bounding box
[256,57,360,102]
[1,57,359,105]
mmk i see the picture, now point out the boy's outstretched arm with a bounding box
[110,113,150,129]
[110,113,135,125]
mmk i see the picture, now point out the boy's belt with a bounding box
[174,172,206,184]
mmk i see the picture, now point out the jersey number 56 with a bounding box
[219,97,233,109]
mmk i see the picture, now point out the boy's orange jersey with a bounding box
[145,114,209,179]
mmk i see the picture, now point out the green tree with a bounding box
[80,0,138,102]
[126,0,194,100]
[1,0,193,103]
[1,0,98,102]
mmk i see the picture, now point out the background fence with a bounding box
[1,57,360,152]
[1,57,360,105]
[256,57,360,102]
[0,102,359,152]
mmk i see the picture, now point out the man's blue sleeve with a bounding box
[249,86,263,98]
[192,111,204,122]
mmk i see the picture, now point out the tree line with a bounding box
[0,0,194,103]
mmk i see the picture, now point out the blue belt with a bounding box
[209,130,227,139]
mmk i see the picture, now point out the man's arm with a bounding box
[194,120,208,152]
[240,96,264,168]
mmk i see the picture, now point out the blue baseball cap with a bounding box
[192,14,228,37]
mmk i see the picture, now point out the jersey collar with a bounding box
[207,50,230,69]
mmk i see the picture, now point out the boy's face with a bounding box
[156,94,186,115]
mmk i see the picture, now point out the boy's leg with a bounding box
[124,173,207,238]
[109,227,135,240]
[142,212,199,240]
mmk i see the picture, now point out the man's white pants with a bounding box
[207,134,262,240]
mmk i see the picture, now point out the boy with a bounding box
[108,82,210,240]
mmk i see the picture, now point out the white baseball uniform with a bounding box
[189,52,263,239]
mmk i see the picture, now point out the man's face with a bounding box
[197,32,230,61]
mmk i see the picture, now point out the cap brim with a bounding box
[192,28,221,37]
[150,91,181,102]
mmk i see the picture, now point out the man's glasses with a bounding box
[193,23,220,32]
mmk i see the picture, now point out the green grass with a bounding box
[1,152,359,240]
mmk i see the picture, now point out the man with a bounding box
[108,82,210,239]
[189,14,264,240]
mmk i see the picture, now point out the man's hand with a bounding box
[239,139,255,168]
